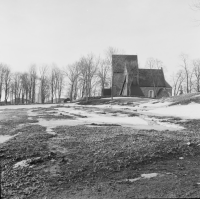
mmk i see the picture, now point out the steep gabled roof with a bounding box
[112,55,138,73]
[165,80,172,88]
[139,69,166,87]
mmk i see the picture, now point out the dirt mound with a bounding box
[77,97,150,106]
[160,92,200,106]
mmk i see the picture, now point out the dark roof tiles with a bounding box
[138,69,166,87]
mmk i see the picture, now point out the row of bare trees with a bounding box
[64,54,110,102]
[39,65,64,104]
[9,65,38,104]
[0,63,66,104]
[64,47,121,102]
[172,54,200,96]
[0,47,118,104]
[0,64,12,103]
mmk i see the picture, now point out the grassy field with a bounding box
[1,99,200,198]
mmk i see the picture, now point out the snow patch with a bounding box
[0,132,22,144]
[13,157,41,169]
[52,106,184,131]
[13,159,31,168]
[143,116,184,130]
[126,177,141,182]
[0,135,13,144]
[146,103,200,119]
[141,173,158,178]
[56,107,149,127]
[81,115,148,126]
[124,173,161,183]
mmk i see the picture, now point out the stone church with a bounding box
[112,55,172,98]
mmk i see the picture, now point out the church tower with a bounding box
[112,55,139,96]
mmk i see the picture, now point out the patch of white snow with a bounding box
[0,135,13,143]
[0,132,22,144]
[141,173,158,178]
[123,173,161,183]
[145,103,200,119]
[13,159,31,168]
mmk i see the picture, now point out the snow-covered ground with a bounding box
[49,105,183,131]
[2,97,200,138]
[145,102,200,119]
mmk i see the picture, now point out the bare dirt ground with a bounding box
[1,102,200,198]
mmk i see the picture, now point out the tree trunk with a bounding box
[0,83,2,102]
[101,84,104,96]
[26,90,28,104]
[70,85,73,102]
[5,86,7,104]
[21,93,24,104]
[32,80,35,103]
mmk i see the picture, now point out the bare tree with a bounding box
[39,66,50,104]
[79,54,99,101]
[97,59,110,96]
[189,68,195,93]
[50,65,57,103]
[9,81,15,104]
[192,59,200,92]
[79,59,87,98]
[180,53,191,93]
[29,65,37,103]
[105,47,120,69]
[50,66,64,103]
[172,70,185,96]
[13,72,22,104]
[64,62,80,102]
[21,73,30,104]
[56,68,64,102]
[105,47,121,99]
[0,64,6,102]
[3,66,11,104]
[192,0,200,10]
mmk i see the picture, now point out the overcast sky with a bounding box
[0,0,200,80]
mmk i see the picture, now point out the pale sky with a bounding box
[0,0,200,80]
